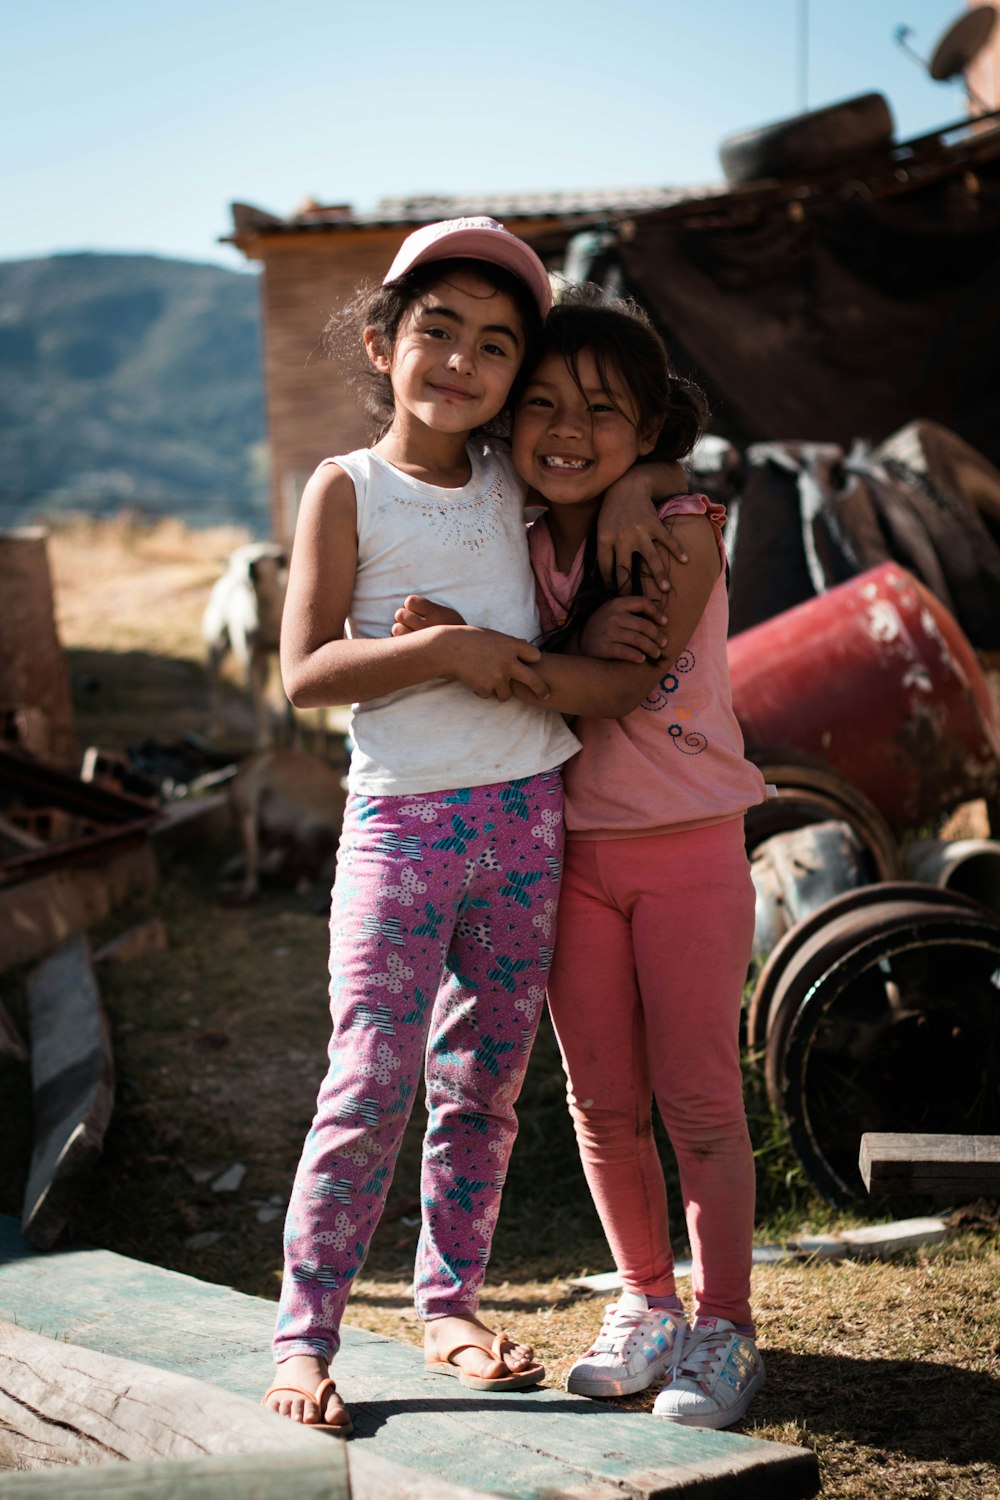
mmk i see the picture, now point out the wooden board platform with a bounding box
[0,1217,818,1499]
[860,1132,1000,1197]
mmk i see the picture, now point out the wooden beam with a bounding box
[0,1451,345,1498]
[21,937,113,1249]
[860,1133,1000,1196]
[0,1319,334,1470]
[0,1321,497,1500]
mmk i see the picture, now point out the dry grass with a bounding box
[3,516,999,1500]
[48,511,252,660]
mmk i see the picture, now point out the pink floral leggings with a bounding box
[273,771,564,1365]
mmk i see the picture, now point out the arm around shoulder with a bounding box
[514,514,721,719]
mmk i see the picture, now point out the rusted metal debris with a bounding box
[731,557,1000,1204]
[731,562,1000,835]
[0,528,78,770]
[0,748,160,972]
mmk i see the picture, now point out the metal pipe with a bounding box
[904,838,1000,917]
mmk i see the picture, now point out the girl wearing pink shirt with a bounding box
[515,287,768,1429]
[394,286,768,1428]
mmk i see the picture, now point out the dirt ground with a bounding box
[3,515,999,1499]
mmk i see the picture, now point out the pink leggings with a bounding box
[545,818,756,1329]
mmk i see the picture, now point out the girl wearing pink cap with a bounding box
[263,220,683,1432]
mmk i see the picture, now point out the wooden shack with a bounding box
[225,190,692,545]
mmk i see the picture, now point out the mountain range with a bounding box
[0,253,268,530]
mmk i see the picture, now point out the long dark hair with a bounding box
[325,257,543,440]
[531,284,709,652]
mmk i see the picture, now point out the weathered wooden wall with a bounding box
[253,234,392,543]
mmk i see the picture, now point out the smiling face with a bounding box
[366,267,526,439]
[512,348,656,514]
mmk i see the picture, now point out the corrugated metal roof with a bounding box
[228,185,721,239]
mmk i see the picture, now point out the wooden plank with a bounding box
[0,1323,494,1500]
[0,1451,346,1499]
[0,1217,819,1499]
[21,938,114,1250]
[788,1218,948,1259]
[860,1133,1000,1196]
[0,1320,339,1470]
[0,1450,497,1500]
[569,1218,949,1291]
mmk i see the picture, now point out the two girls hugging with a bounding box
[262,217,768,1436]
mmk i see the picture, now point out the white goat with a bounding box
[202,542,290,748]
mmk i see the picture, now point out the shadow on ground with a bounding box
[759,1349,1000,1467]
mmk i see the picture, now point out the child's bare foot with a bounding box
[424,1313,543,1388]
[262,1353,352,1431]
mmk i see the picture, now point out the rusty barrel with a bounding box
[728,563,1000,833]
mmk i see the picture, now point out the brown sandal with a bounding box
[261,1376,354,1434]
[424,1329,545,1391]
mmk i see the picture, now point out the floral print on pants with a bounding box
[273,771,564,1364]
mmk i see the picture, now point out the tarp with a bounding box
[612,122,1000,472]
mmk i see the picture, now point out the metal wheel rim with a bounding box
[773,911,1000,1203]
[746,755,901,882]
[746,881,983,1054]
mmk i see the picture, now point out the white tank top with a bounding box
[328,440,580,796]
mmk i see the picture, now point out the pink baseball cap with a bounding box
[382,216,552,318]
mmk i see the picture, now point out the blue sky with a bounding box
[2,0,980,270]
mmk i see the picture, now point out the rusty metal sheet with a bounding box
[0,748,158,889]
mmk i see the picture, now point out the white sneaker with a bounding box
[566,1291,687,1398]
[653,1316,765,1429]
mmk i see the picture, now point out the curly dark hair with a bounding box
[324,257,544,440]
[527,283,710,653]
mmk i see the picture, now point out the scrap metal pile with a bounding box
[705,424,1000,1205]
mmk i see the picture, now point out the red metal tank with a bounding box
[728,563,1000,833]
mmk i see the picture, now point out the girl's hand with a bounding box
[392,595,467,635]
[597,461,692,594]
[580,597,668,664]
[442,626,550,702]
